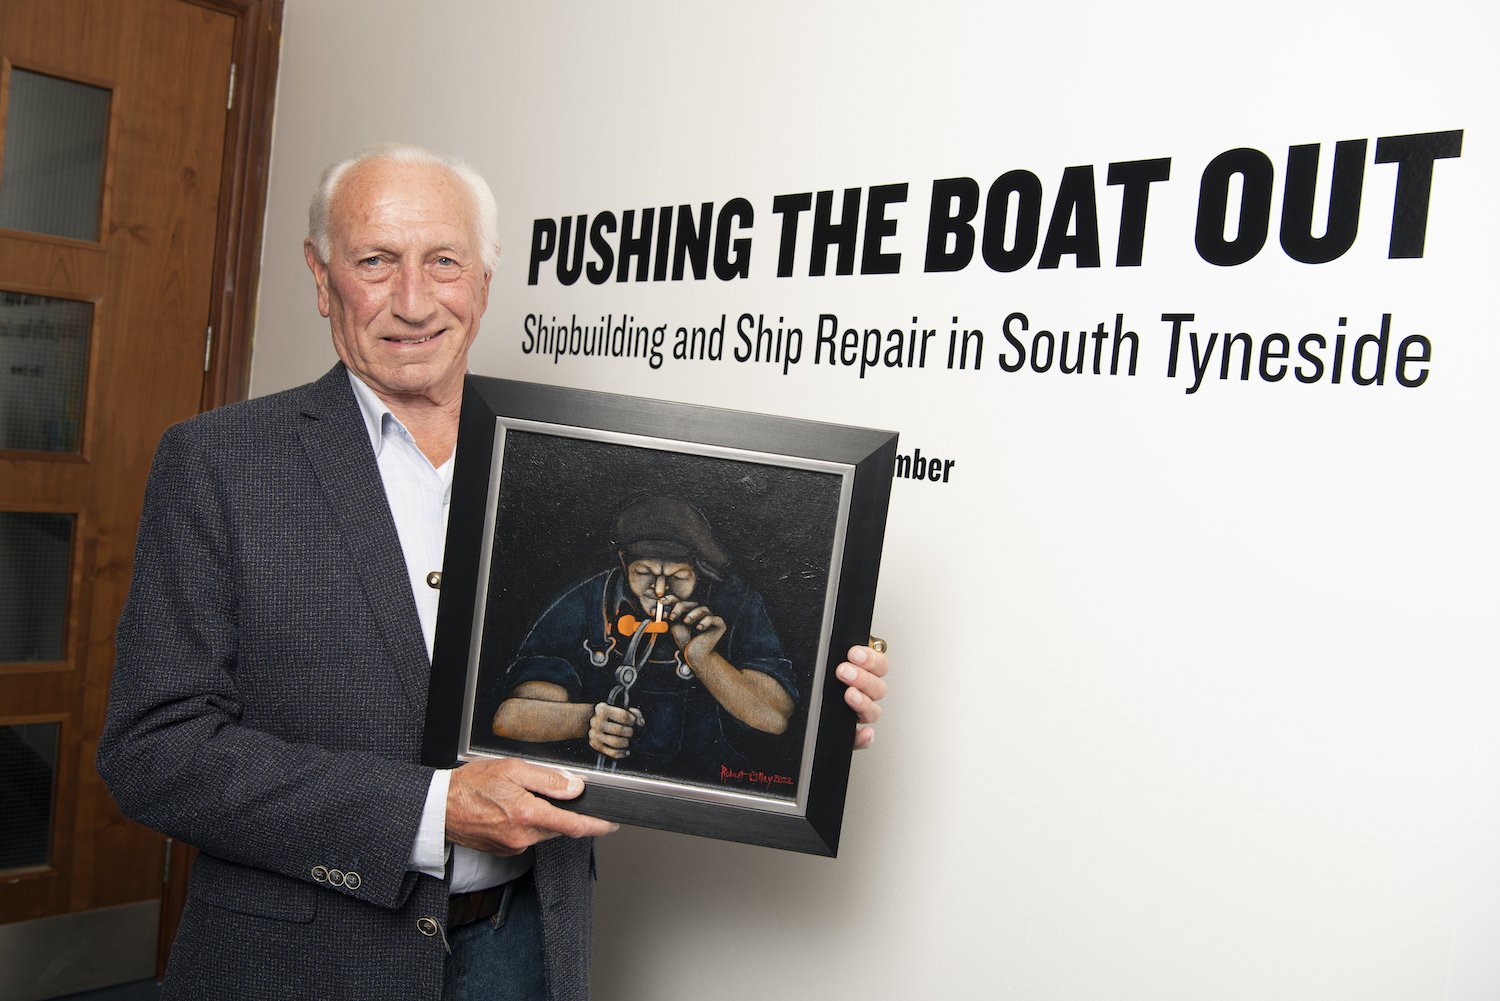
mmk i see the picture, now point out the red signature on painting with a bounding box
[719,765,794,789]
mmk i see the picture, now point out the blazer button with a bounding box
[311,866,329,883]
[329,869,346,887]
[426,571,442,589]
[417,916,440,937]
[344,871,362,890]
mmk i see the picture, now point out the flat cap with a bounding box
[613,495,728,572]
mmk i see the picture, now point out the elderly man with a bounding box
[97,144,889,1001]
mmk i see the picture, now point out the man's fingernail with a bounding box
[837,664,856,682]
[850,647,868,663]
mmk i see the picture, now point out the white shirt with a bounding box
[348,372,531,892]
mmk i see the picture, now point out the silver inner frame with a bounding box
[456,416,855,818]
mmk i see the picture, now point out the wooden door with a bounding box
[0,0,272,993]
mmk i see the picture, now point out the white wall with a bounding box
[253,2,1500,998]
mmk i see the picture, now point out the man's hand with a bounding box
[663,597,726,668]
[836,644,890,749]
[445,758,616,856]
[588,703,645,759]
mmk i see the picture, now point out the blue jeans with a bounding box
[442,874,545,1001]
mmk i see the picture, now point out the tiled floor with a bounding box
[51,980,161,1001]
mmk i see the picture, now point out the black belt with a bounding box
[447,882,511,930]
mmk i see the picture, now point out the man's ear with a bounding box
[304,240,332,318]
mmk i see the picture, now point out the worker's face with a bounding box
[305,159,490,407]
[624,558,697,614]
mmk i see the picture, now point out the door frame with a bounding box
[194,0,283,411]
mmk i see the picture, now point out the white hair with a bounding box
[306,143,501,272]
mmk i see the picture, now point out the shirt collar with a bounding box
[606,566,633,616]
[346,370,458,484]
[346,369,398,457]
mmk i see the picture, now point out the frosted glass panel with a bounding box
[0,291,92,453]
[0,68,111,241]
[0,722,59,869]
[0,511,74,663]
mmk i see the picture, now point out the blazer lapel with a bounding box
[295,364,431,711]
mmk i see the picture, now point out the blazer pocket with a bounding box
[189,853,317,923]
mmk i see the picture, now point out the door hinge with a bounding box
[162,837,174,883]
[204,325,214,372]
[227,62,237,111]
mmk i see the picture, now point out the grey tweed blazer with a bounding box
[98,364,593,1001]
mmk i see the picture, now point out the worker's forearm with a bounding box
[492,697,594,741]
[690,653,793,734]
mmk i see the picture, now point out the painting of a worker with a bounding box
[490,495,800,791]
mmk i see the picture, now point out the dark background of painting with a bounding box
[468,427,846,792]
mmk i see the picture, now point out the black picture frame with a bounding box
[421,376,896,856]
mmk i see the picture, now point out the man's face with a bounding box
[624,558,697,615]
[304,159,491,406]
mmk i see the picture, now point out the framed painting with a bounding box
[422,377,896,856]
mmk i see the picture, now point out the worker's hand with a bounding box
[837,644,889,749]
[588,703,645,759]
[445,758,616,856]
[664,597,726,667]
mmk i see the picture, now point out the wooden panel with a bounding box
[0,0,235,923]
[0,243,106,296]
